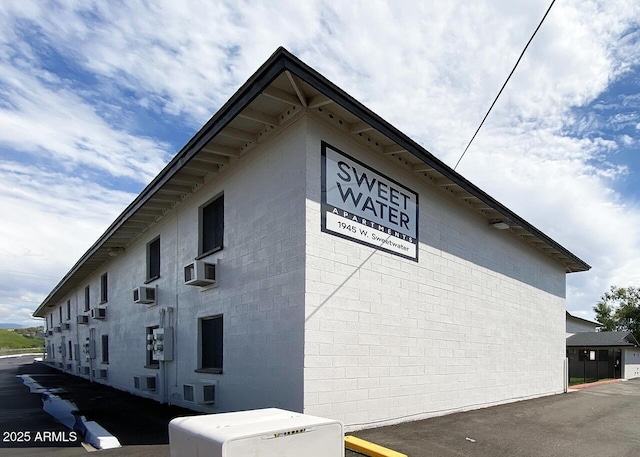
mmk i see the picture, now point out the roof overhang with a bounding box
[34,47,590,317]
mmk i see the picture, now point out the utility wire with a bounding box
[453,0,556,171]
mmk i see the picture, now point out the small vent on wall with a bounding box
[183,384,195,402]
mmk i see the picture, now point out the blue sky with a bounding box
[0,0,639,325]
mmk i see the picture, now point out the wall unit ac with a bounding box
[184,260,217,287]
[93,368,108,380]
[183,382,217,405]
[133,286,156,305]
[66,363,73,371]
[47,330,53,336]
[79,366,90,376]
[61,323,71,330]
[54,326,61,333]
[91,307,107,320]
[77,315,89,325]
[134,375,157,392]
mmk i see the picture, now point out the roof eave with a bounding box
[34,47,590,317]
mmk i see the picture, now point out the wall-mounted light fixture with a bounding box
[490,220,510,230]
[107,247,125,257]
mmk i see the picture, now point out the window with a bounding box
[147,237,161,281]
[146,326,159,368]
[200,195,224,255]
[49,314,53,328]
[84,286,90,312]
[101,335,109,363]
[100,273,108,303]
[59,306,63,323]
[200,315,223,372]
[68,341,73,361]
[66,300,71,321]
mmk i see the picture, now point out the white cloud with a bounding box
[0,0,639,324]
[0,162,135,325]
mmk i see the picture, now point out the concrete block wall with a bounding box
[44,118,309,413]
[303,117,567,429]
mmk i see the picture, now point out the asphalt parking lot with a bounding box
[2,355,640,456]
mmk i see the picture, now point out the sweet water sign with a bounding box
[321,142,419,261]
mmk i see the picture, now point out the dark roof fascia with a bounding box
[36,46,589,316]
[278,50,590,272]
[567,344,636,348]
[34,49,289,317]
[566,331,640,348]
[566,311,600,327]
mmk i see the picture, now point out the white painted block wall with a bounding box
[303,116,567,429]
[45,119,309,413]
[44,111,570,428]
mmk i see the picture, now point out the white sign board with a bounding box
[321,142,419,261]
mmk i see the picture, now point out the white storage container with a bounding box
[169,408,344,457]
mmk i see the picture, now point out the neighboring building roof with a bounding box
[33,47,590,318]
[566,311,600,328]
[566,331,639,348]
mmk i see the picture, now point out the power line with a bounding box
[453,0,556,171]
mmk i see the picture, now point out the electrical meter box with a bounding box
[169,408,344,457]
[152,327,173,361]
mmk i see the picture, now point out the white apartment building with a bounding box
[34,47,590,430]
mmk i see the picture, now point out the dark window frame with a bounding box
[101,334,109,364]
[146,237,161,283]
[198,315,223,373]
[84,286,90,312]
[100,273,108,304]
[59,306,63,323]
[199,194,224,257]
[66,300,71,321]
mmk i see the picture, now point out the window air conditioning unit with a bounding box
[61,323,71,330]
[91,307,107,320]
[93,368,108,380]
[80,366,90,376]
[183,382,217,405]
[133,286,156,304]
[66,363,72,371]
[54,326,61,333]
[184,260,217,287]
[77,315,89,325]
[168,408,344,457]
[200,383,216,405]
[183,384,196,403]
[47,330,53,336]
[134,375,157,392]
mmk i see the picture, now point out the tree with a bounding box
[593,286,640,341]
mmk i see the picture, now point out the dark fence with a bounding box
[567,348,621,385]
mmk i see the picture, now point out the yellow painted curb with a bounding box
[344,436,407,457]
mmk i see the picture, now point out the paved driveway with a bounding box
[347,380,640,457]
[2,356,640,456]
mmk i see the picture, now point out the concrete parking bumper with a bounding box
[2,356,640,457]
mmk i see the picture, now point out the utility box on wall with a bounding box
[169,408,344,457]
[152,327,173,361]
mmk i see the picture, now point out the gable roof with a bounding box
[33,47,590,318]
[566,311,600,328]
[566,331,639,347]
